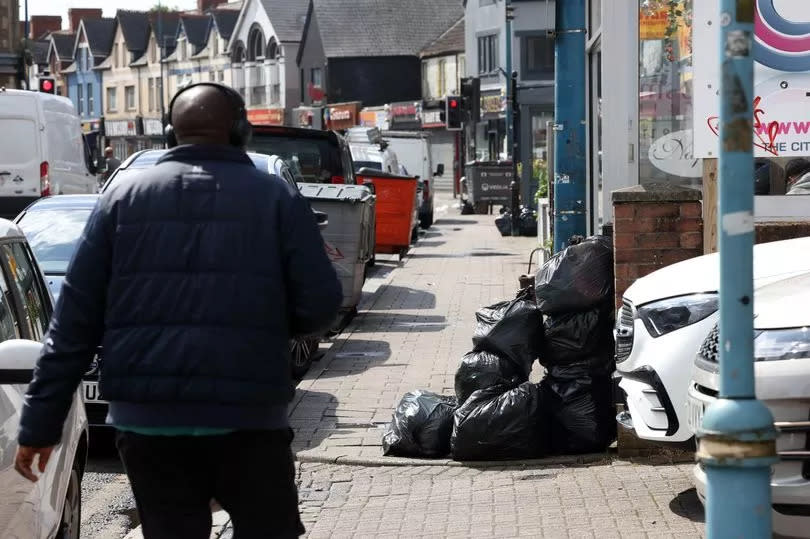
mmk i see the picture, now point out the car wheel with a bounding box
[420,212,433,229]
[290,337,318,380]
[56,460,81,539]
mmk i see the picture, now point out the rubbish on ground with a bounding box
[534,235,614,314]
[540,306,615,369]
[454,350,526,404]
[494,207,537,237]
[472,288,542,376]
[451,382,547,461]
[382,390,457,458]
[541,372,616,455]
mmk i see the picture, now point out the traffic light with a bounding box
[39,77,56,94]
[460,77,480,124]
[445,95,462,131]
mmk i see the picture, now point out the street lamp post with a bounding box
[697,1,777,537]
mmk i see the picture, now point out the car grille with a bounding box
[699,324,720,363]
[615,300,635,363]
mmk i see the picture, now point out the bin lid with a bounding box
[298,182,374,202]
[355,167,416,180]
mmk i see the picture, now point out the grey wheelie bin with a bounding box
[298,183,376,319]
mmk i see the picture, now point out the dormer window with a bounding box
[247,25,264,61]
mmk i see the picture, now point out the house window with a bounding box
[311,67,322,87]
[77,84,84,115]
[212,36,219,56]
[85,49,93,69]
[218,70,224,82]
[522,35,554,79]
[147,79,154,111]
[87,83,94,115]
[209,70,215,81]
[177,39,186,61]
[478,34,498,75]
[125,86,135,110]
[113,43,119,68]
[150,41,158,63]
[107,87,117,112]
[247,26,265,61]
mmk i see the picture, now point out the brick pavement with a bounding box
[291,195,542,460]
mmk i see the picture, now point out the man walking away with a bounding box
[102,146,121,182]
[15,82,342,539]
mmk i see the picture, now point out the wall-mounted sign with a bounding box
[326,102,361,130]
[360,108,390,130]
[104,119,138,137]
[247,108,284,126]
[694,1,810,158]
[390,101,422,130]
[481,90,506,119]
[422,109,444,128]
[142,118,164,136]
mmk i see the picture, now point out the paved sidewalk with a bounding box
[291,198,541,461]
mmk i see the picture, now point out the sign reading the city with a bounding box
[693,1,810,158]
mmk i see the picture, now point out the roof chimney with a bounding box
[197,0,228,13]
[68,8,103,33]
[30,15,63,40]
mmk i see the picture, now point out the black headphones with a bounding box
[164,82,252,149]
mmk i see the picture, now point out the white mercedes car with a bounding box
[615,236,810,444]
[690,271,810,538]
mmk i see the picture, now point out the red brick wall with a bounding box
[68,9,102,33]
[613,200,703,310]
[30,16,62,39]
[755,221,810,244]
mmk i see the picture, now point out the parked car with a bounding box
[382,131,441,228]
[689,271,810,538]
[248,125,357,185]
[615,236,810,444]
[0,88,97,218]
[0,218,87,539]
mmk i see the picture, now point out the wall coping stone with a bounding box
[612,182,702,203]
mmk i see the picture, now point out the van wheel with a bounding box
[420,212,433,229]
[290,337,318,380]
[56,460,81,539]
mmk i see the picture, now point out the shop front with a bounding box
[141,118,166,150]
[247,108,285,126]
[359,107,390,131]
[389,101,423,132]
[470,88,507,163]
[421,107,460,194]
[103,118,141,161]
[325,101,362,131]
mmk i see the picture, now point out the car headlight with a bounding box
[754,327,810,361]
[637,294,718,338]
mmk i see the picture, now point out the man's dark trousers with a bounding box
[116,429,305,538]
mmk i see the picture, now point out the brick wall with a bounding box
[612,184,703,311]
[755,221,810,244]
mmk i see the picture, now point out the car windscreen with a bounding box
[127,150,167,168]
[353,161,382,171]
[248,134,342,183]
[17,208,93,274]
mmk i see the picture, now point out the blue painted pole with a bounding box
[697,1,777,537]
[552,0,586,252]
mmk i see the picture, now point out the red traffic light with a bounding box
[449,99,458,108]
[39,78,55,93]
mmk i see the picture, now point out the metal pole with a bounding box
[510,71,520,236]
[697,1,777,537]
[505,1,513,160]
[158,6,167,147]
[23,0,29,90]
[551,0,586,252]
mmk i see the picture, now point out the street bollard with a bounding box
[697,1,777,538]
[510,179,520,236]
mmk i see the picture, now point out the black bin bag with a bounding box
[454,350,526,403]
[382,390,457,458]
[451,382,548,461]
[535,235,614,314]
[472,288,543,376]
[540,307,615,369]
[542,371,616,455]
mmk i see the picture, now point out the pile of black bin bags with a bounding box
[382,235,617,460]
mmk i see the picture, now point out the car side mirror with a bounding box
[435,163,445,176]
[314,210,328,231]
[0,339,43,381]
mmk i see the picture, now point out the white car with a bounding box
[689,271,810,538]
[0,219,88,538]
[616,236,810,443]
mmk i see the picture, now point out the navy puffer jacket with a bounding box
[19,145,342,446]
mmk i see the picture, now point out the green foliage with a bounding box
[533,159,549,201]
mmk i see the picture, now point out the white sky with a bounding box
[24,0,198,28]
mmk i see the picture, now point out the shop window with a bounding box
[311,67,322,87]
[638,0,699,185]
[478,34,498,75]
[522,35,554,80]
[87,83,94,116]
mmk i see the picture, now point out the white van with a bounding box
[0,89,97,217]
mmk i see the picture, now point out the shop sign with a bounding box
[422,109,445,128]
[359,108,390,130]
[481,91,505,118]
[639,8,668,41]
[142,118,164,136]
[81,120,101,133]
[693,2,810,158]
[326,102,361,129]
[247,108,284,126]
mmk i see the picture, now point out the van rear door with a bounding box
[0,93,41,198]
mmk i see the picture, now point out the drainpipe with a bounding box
[551,0,586,252]
[697,1,777,537]
[505,0,514,160]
